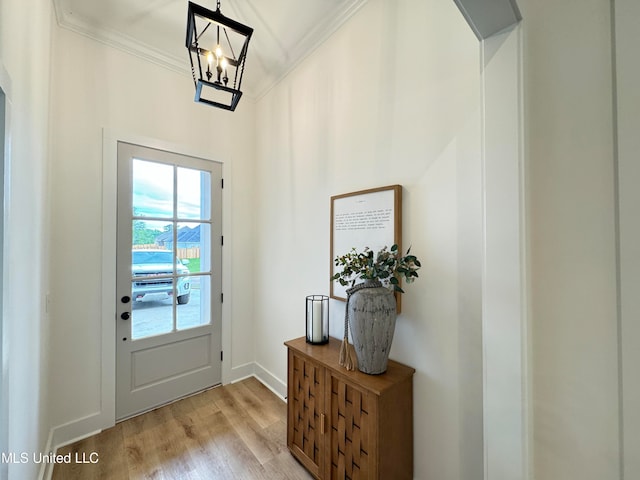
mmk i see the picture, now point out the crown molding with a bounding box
[53,0,189,76]
[52,0,369,102]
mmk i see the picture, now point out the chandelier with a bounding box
[186,1,253,111]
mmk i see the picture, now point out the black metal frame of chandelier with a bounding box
[186,2,253,44]
[195,79,243,111]
[186,1,253,111]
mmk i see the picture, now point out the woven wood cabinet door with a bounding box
[326,373,372,480]
[286,337,414,480]
[287,349,325,479]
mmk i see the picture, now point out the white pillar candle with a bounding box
[312,299,322,342]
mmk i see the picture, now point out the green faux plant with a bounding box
[331,244,421,293]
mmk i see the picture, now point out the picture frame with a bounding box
[330,184,402,311]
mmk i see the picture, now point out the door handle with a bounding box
[121,312,130,320]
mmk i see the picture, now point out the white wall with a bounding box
[520,0,621,478]
[47,25,256,442]
[0,0,53,479]
[253,0,482,478]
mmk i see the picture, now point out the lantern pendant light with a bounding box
[186,0,253,111]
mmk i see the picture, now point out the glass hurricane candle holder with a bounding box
[306,295,329,345]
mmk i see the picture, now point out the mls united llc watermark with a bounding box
[1,451,99,464]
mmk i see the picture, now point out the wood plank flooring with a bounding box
[53,377,313,480]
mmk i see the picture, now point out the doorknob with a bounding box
[121,312,130,320]
[121,295,131,303]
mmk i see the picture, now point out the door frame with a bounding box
[0,61,12,480]
[99,129,233,429]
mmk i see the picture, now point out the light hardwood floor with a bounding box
[53,377,313,480]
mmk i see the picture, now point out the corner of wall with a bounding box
[253,363,287,400]
[229,361,287,401]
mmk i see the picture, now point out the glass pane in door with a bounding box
[176,222,211,274]
[177,275,211,331]
[132,159,174,218]
[177,167,211,220]
[131,280,173,340]
[132,219,174,252]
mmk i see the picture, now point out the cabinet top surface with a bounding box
[285,336,415,394]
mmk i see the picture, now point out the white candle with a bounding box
[312,299,322,342]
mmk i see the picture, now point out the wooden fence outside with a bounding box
[132,244,201,259]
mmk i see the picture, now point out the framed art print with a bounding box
[330,184,402,308]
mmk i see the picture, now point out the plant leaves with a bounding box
[331,244,420,294]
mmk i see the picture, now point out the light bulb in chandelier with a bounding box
[205,51,214,80]
[220,57,229,85]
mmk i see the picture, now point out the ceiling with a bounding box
[52,0,368,100]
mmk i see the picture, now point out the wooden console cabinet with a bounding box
[285,337,415,480]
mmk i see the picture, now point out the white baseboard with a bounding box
[229,361,287,400]
[254,362,287,400]
[52,413,108,450]
[38,411,109,480]
[37,429,54,480]
[229,361,255,383]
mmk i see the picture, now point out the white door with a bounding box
[116,141,222,420]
